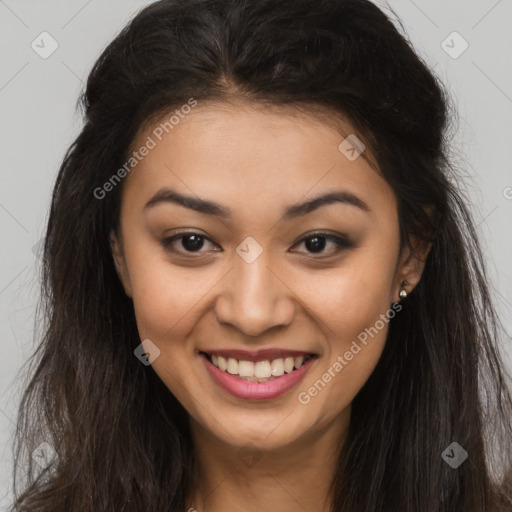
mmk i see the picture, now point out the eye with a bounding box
[161,232,219,255]
[161,231,354,258]
[291,232,353,257]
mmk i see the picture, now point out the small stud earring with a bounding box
[399,280,409,300]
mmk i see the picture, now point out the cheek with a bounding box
[296,248,396,402]
[124,242,209,339]
[300,250,396,342]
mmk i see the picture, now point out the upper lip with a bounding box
[199,348,317,362]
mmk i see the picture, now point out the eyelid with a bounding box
[160,230,354,257]
[290,231,354,256]
[161,231,218,253]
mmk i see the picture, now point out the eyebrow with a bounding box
[144,187,371,219]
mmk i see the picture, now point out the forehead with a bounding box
[121,101,396,222]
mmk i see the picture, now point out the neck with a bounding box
[186,409,350,512]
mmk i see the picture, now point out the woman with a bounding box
[11,0,512,510]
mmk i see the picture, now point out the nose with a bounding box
[214,252,295,337]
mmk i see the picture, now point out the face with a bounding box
[111,100,428,452]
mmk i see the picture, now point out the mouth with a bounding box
[200,351,317,382]
[199,350,318,401]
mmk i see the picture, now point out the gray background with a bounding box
[0,0,511,508]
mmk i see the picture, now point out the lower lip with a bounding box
[201,353,316,401]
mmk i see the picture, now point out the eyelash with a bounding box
[160,231,354,258]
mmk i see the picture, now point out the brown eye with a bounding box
[160,231,353,258]
[161,232,218,255]
[292,232,354,257]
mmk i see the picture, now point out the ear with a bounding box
[109,230,133,298]
[392,236,432,303]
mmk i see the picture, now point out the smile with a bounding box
[200,351,318,400]
[202,352,315,380]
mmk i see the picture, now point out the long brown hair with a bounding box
[11,0,512,510]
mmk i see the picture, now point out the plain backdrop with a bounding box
[0,0,511,508]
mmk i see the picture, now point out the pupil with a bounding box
[182,234,204,251]
[305,235,326,253]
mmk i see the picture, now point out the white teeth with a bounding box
[270,358,285,376]
[238,360,255,377]
[254,361,272,378]
[217,355,227,371]
[227,357,239,375]
[207,353,313,378]
[284,357,295,373]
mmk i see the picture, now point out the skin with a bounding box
[111,100,431,512]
